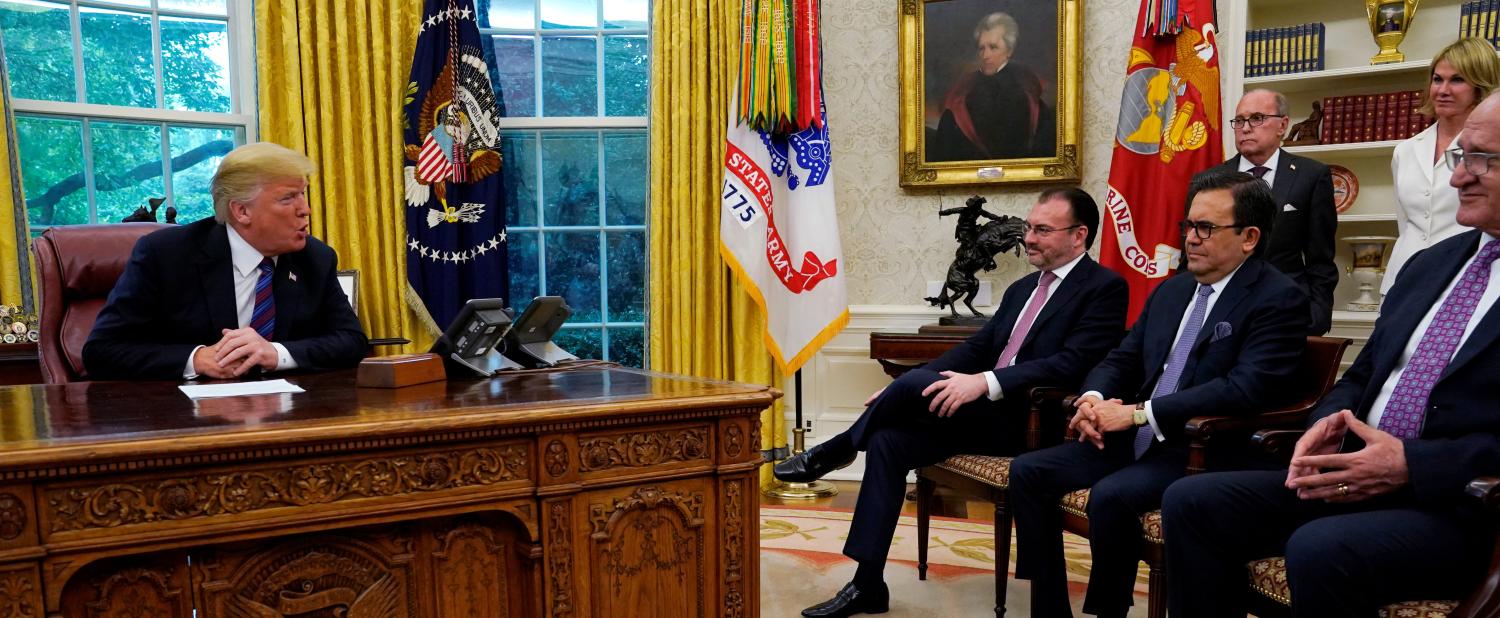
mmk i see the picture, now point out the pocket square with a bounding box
[1211,321,1232,342]
[1282,204,1298,212]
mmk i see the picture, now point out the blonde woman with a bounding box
[1385,37,1500,293]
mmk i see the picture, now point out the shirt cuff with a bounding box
[272,343,297,371]
[1143,400,1166,442]
[184,345,205,379]
[985,371,1003,401]
[1080,390,1104,403]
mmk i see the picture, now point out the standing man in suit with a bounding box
[84,142,368,380]
[1209,89,1338,334]
[1164,90,1500,618]
[1009,169,1309,618]
[776,188,1129,617]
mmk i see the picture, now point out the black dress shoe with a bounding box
[801,581,889,617]
[773,441,856,483]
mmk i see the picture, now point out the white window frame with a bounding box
[486,0,649,365]
[6,0,256,226]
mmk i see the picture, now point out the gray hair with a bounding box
[1244,88,1290,116]
[974,12,1018,52]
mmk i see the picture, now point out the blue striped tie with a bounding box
[249,258,275,340]
[1135,283,1214,458]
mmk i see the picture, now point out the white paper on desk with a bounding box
[178,379,305,399]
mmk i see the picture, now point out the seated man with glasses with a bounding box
[1205,88,1338,335]
[778,188,1129,617]
[1009,169,1308,618]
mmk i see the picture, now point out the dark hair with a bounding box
[1184,168,1276,256]
[1037,186,1100,249]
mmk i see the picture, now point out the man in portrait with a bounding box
[928,11,1056,162]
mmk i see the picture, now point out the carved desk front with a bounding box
[0,367,777,618]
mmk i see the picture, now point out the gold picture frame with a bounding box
[898,0,1083,187]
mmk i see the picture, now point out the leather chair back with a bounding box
[31,223,170,383]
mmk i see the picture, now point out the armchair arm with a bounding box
[1455,477,1500,618]
[1027,387,1078,450]
[1183,408,1314,475]
[1250,429,1305,463]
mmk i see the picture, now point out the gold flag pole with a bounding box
[765,370,838,499]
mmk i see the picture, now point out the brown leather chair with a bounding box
[31,223,170,383]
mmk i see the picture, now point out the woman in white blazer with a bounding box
[1386,37,1500,294]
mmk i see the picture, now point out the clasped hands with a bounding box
[1285,409,1409,503]
[192,327,279,379]
[1069,395,1137,449]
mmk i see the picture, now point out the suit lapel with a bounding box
[1144,275,1195,382]
[197,224,237,331]
[1439,234,1496,378]
[1194,258,1259,349]
[1272,152,1296,207]
[271,253,306,341]
[1020,256,1093,349]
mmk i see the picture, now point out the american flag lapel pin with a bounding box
[289,271,298,283]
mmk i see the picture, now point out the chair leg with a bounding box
[995,501,1012,617]
[1147,560,1166,618]
[916,472,935,581]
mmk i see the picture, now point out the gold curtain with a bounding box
[0,73,30,307]
[254,0,434,351]
[649,0,786,488]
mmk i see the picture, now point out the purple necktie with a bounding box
[249,258,276,341]
[996,271,1057,369]
[1378,239,1500,438]
[1249,165,1270,179]
[1135,283,1215,458]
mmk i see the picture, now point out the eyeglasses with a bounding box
[1022,223,1083,237]
[1179,220,1247,240]
[1444,147,1500,176]
[1228,113,1287,129]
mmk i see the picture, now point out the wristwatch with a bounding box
[1132,401,1148,426]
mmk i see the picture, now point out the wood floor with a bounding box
[762,480,998,523]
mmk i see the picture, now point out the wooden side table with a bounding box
[868,323,979,378]
[0,342,41,385]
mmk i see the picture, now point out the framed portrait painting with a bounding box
[898,0,1082,187]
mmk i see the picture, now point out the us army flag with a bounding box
[720,90,848,374]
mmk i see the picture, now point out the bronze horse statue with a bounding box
[925,203,1026,319]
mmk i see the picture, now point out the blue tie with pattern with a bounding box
[1135,283,1215,458]
[249,258,275,340]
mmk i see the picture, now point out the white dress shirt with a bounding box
[1366,233,1500,429]
[1238,148,1282,188]
[183,226,298,378]
[984,251,1087,400]
[1385,124,1465,294]
[1083,261,1244,442]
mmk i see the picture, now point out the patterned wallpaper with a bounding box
[822,0,1139,305]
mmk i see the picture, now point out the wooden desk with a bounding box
[868,324,978,378]
[0,343,41,386]
[0,367,776,617]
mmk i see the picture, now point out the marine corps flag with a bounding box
[1100,0,1223,322]
[403,0,508,328]
[720,87,848,374]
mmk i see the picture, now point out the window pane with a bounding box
[603,35,646,116]
[540,0,596,29]
[555,327,602,360]
[91,121,164,223]
[541,36,596,117]
[603,132,645,225]
[606,231,644,322]
[0,0,76,102]
[161,16,230,113]
[608,327,643,367]
[507,230,540,305]
[545,231,601,322]
[158,0,227,14]
[481,0,533,29]
[168,125,234,224]
[603,0,647,29]
[15,115,85,227]
[501,131,537,226]
[486,35,535,117]
[540,132,598,226]
[80,7,154,108]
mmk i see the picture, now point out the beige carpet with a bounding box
[761,506,1149,617]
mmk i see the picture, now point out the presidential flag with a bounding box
[1099,0,1223,322]
[403,0,508,328]
[720,87,848,374]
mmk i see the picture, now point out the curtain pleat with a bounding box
[0,66,31,308]
[255,0,434,351]
[649,0,786,489]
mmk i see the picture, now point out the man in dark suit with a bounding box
[1009,169,1309,618]
[1209,88,1338,334]
[85,142,367,380]
[776,188,1128,617]
[1164,90,1500,618]
[928,11,1055,161]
